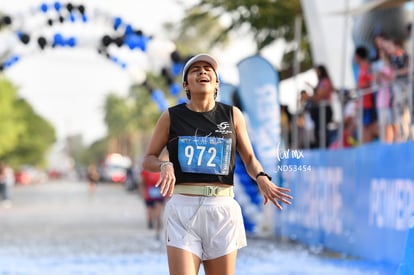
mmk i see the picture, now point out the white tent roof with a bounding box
[331,0,408,15]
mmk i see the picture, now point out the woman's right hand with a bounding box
[156,163,176,197]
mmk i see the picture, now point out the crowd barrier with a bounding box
[397,213,414,274]
[274,141,414,269]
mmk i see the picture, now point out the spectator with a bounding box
[370,33,386,63]
[0,161,12,208]
[124,166,137,192]
[335,89,358,148]
[297,90,315,148]
[280,104,292,148]
[387,39,410,141]
[86,164,100,195]
[354,46,378,143]
[372,43,396,143]
[306,64,334,148]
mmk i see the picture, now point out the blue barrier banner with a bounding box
[235,55,281,233]
[237,55,281,179]
[275,142,414,268]
[218,82,237,105]
[397,213,414,274]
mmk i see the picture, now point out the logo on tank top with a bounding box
[215,121,232,135]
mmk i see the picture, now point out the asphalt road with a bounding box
[0,180,162,258]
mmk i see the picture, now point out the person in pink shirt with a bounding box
[307,64,334,148]
[372,45,396,143]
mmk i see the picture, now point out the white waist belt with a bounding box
[173,185,234,197]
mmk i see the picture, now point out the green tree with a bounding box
[104,93,134,137]
[0,78,25,156]
[101,82,162,158]
[1,78,55,167]
[164,6,230,54]
[174,0,311,79]
[78,137,109,167]
[4,98,56,167]
[76,81,163,166]
[129,80,165,132]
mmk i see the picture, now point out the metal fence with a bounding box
[288,78,413,149]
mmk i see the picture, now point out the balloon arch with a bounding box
[0,1,191,111]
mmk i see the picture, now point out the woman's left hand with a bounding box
[256,177,292,210]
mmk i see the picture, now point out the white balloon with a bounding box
[128,66,146,84]
[0,31,19,58]
[146,38,176,72]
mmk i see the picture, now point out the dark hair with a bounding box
[315,64,330,80]
[355,46,368,59]
[183,71,189,83]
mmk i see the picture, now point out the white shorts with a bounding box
[164,194,247,260]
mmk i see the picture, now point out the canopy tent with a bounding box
[308,0,414,147]
[338,0,414,142]
[331,0,408,15]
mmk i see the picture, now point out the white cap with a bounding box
[182,53,218,83]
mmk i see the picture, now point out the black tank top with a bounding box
[167,102,236,185]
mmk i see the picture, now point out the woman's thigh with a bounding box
[203,250,238,275]
[167,246,201,275]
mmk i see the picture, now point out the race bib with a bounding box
[178,136,232,175]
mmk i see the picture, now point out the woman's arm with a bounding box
[143,110,171,171]
[233,107,292,209]
[143,110,175,197]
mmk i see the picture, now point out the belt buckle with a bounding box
[205,186,218,196]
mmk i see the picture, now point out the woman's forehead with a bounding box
[189,61,214,70]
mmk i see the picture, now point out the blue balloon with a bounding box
[40,3,48,13]
[171,62,183,77]
[113,17,123,30]
[53,2,62,12]
[108,55,127,69]
[169,83,181,97]
[124,34,139,50]
[138,36,149,52]
[151,89,163,101]
[67,37,76,47]
[4,55,20,68]
[124,25,134,35]
[135,37,145,51]
[124,34,148,51]
[136,35,144,51]
[69,13,76,22]
[12,55,19,63]
[151,89,168,111]
[53,33,64,46]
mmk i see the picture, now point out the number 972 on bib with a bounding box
[178,136,232,175]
